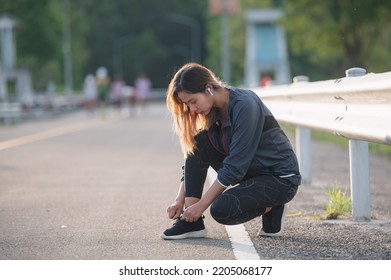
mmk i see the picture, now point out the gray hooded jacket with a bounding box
[209,87,301,187]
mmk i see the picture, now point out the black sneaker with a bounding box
[258,204,287,237]
[160,216,206,240]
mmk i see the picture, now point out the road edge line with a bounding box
[207,168,260,260]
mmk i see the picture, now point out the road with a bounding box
[0,103,390,261]
[0,104,233,260]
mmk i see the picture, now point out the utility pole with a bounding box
[167,13,201,63]
[209,0,238,83]
[221,1,230,83]
[112,33,138,79]
[62,0,73,95]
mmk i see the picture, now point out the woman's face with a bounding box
[177,91,213,115]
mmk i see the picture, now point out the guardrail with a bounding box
[0,102,21,124]
[252,67,391,222]
[0,93,84,124]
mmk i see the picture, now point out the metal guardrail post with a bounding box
[349,140,370,221]
[345,67,367,77]
[346,67,371,221]
[292,75,309,83]
[296,127,312,185]
[293,75,312,185]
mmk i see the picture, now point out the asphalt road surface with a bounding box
[1,103,390,261]
[0,104,233,260]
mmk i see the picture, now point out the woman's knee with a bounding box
[210,193,240,225]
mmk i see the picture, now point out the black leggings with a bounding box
[184,131,299,225]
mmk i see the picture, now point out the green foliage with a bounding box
[323,182,352,219]
[282,0,391,80]
[1,0,208,90]
[2,0,391,92]
[0,0,63,90]
[74,0,208,88]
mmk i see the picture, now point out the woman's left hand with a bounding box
[181,202,205,222]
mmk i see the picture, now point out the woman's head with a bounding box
[167,63,222,105]
[167,63,223,155]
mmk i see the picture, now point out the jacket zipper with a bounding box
[208,124,228,156]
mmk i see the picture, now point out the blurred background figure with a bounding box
[82,73,97,115]
[134,73,152,109]
[110,77,125,116]
[96,67,110,117]
[260,75,272,87]
[121,84,136,117]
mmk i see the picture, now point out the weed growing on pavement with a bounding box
[323,182,352,219]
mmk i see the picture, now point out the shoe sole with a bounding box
[160,229,206,240]
[258,204,287,237]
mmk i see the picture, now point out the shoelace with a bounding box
[174,215,205,225]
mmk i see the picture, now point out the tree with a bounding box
[74,0,207,88]
[0,0,63,90]
[282,0,391,80]
[1,0,208,91]
[0,0,90,91]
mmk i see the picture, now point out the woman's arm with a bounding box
[217,97,264,187]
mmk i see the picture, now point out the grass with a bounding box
[323,182,352,219]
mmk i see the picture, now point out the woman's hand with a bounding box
[181,202,206,222]
[181,179,225,222]
[166,201,184,220]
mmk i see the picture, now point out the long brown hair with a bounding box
[166,63,224,156]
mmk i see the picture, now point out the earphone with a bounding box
[207,88,214,96]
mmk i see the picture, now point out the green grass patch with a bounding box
[323,182,352,219]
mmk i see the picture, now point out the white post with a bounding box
[349,139,371,221]
[293,75,311,185]
[0,15,18,69]
[0,68,6,101]
[345,67,371,221]
[296,127,312,185]
[244,18,257,87]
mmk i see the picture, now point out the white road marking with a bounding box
[207,169,260,260]
[225,224,260,260]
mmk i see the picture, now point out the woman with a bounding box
[161,63,301,240]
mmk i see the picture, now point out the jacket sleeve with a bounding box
[217,98,264,186]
